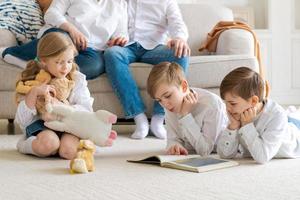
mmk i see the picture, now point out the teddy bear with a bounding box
[36,77,75,119]
[16,69,52,94]
[16,69,75,120]
[70,140,96,174]
[44,104,118,147]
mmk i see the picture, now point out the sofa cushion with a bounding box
[0,55,258,93]
[0,0,44,44]
[216,29,255,55]
[179,4,233,56]
[0,59,21,91]
[90,55,258,93]
[0,29,17,47]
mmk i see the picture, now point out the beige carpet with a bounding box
[1,135,300,200]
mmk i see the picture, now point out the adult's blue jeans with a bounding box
[104,42,189,118]
[288,116,300,129]
[2,28,104,80]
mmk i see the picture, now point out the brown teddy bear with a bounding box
[16,69,75,120]
[16,69,52,94]
[70,140,96,174]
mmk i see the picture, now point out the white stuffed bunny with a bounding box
[44,104,117,147]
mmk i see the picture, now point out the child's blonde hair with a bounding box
[16,32,78,102]
[147,62,186,98]
[220,67,270,102]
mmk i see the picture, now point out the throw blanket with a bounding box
[199,21,264,78]
[0,0,44,44]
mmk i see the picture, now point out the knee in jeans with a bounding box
[104,46,126,59]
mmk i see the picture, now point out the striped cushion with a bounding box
[0,0,44,44]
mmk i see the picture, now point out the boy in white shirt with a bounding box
[217,67,300,164]
[104,0,190,139]
[147,62,228,156]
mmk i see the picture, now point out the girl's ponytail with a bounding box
[15,60,41,104]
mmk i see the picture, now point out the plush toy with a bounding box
[36,77,75,116]
[16,69,75,119]
[70,140,96,174]
[44,104,118,147]
[16,69,52,94]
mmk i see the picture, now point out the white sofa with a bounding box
[0,4,258,120]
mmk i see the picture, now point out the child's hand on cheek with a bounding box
[227,112,241,130]
[241,107,257,127]
[180,91,198,116]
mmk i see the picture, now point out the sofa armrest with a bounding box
[215,29,255,55]
[0,29,17,47]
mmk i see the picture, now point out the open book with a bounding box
[127,155,239,173]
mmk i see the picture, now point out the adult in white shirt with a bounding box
[104,0,190,139]
[217,67,300,164]
[1,0,128,80]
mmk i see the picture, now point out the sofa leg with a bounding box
[8,119,14,124]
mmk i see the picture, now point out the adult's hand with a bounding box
[60,22,88,51]
[167,37,190,58]
[107,37,128,47]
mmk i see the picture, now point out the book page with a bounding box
[157,155,201,163]
[174,157,227,167]
[127,155,200,164]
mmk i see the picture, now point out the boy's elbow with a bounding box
[196,143,214,157]
[217,149,235,159]
[254,156,271,164]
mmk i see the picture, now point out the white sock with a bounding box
[3,54,28,68]
[150,114,167,139]
[131,113,149,139]
[16,136,38,156]
[0,47,6,58]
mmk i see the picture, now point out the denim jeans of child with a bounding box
[2,28,104,80]
[104,42,189,118]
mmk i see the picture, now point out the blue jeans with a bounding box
[288,117,300,129]
[104,42,189,118]
[2,28,104,80]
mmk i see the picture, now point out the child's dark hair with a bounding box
[220,67,269,102]
[147,62,185,98]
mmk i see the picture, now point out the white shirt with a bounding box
[39,0,128,51]
[217,100,300,164]
[15,71,94,134]
[126,0,188,50]
[165,88,228,156]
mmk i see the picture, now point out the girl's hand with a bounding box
[107,37,127,47]
[167,37,190,58]
[32,84,56,97]
[167,144,188,155]
[227,112,241,130]
[180,91,198,116]
[241,107,257,127]
[25,84,56,109]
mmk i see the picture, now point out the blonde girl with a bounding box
[15,32,93,159]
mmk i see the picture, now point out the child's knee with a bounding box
[33,131,60,156]
[59,145,77,160]
[59,138,79,160]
